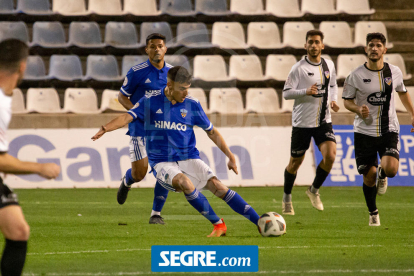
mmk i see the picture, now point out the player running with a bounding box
[118,33,172,225]
[0,39,60,276]
[92,66,260,237]
[343,32,414,226]
[282,30,339,215]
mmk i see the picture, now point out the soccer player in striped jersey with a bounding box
[282,30,339,215]
[343,32,414,226]
[92,66,260,237]
[117,33,173,225]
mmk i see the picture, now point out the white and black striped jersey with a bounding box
[342,63,407,137]
[0,88,12,153]
[283,56,338,128]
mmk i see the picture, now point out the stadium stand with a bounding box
[354,21,394,48]
[52,0,89,16]
[337,0,375,16]
[63,88,100,114]
[68,22,105,50]
[11,88,27,114]
[319,21,356,49]
[384,54,412,80]
[88,0,123,16]
[334,87,351,114]
[187,88,208,112]
[247,22,283,49]
[24,56,48,81]
[122,55,147,76]
[283,22,314,48]
[336,54,368,79]
[26,88,62,113]
[245,88,281,114]
[175,22,213,48]
[17,0,52,15]
[266,0,303,18]
[195,0,230,16]
[265,55,297,82]
[139,22,174,47]
[212,22,248,49]
[100,89,126,112]
[230,0,265,15]
[31,22,66,49]
[159,0,196,16]
[0,0,14,14]
[164,55,192,74]
[0,21,28,43]
[124,0,161,16]
[104,22,140,50]
[209,88,244,114]
[301,0,338,15]
[48,55,83,81]
[193,55,232,82]
[229,55,266,84]
[84,55,123,82]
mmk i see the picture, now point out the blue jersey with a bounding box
[120,59,172,137]
[127,88,213,167]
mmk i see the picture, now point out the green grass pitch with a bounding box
[6,187,414,275]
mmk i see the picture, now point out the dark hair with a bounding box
[306,30,324,42]
[167,66,192,84]
[0,39,29,73]
[146,33,166,46]
[366,32,386,46]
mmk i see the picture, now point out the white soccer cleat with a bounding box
[306,188,324,211]
[376,165,388,195]
[282,201,295,215]
[369,213,380,226]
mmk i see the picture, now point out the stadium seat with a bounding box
[140,22,174,47]
[319,21,355,49]
[88,0,122,15]
[26,88,62,113]
[164,55,192,74]
[354,21,394,48]
[68,22,104,49]
[337,0,375,15]
[266,0,303,18]
[209,88,244,114]
[84,55,122,82]
[64,88,100,114]
[0,0,15,14]
[52,0,89,15]
[193,55,231,81]
[48,55,83,81]
[195,0,230,15]
[159,0,196,16]
[335,87,351,113]
[122,55,148,76]
[265,55,297,81]
[100,89,126,112]
[188,88,208,112]
[336,54,367,79]
[283,22,314,48]
[281,97,294,112]
[176,22,213,48]
[11,88,27,114]
[384,54,412,80]
[247,22,282,49]
[246,88,281,114]
[301,0,338,15]
[124,0,160,15]
[406,87,414,106]
[0,21,29,43]
[230,0,265,15]
[212,22,247,49]
[229,55,266,81]
[17,0,52,14]
[105,22,139,49]
[24,56,47,80]
[31,22,67,48]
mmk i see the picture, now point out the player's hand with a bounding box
[306,83,318,96]
[91,126,106,141]
[358,104,370,118]
[330,101,340,112]
[38,163,60,179]
[227,155,238,175]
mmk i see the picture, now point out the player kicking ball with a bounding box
[343,33,414,226]
[92,66,260,237]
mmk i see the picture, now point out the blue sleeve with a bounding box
[193,102,213,131]
[127,97,145,121]
[120,68,141,97]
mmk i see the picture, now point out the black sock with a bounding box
[378,166,386,179]
[284,169,296,194]
[1,239,27,276]
[312,165,330,189]
[363,183,377,213]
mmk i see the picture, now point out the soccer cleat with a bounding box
[149,215,165,225]
[306,187,324,211]
[117,176,131,205]
[376,165,388,195]
[207,219,227,237]
[282,201,295,215]
[369,212,380,226]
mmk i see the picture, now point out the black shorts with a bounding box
[354,132,400,175]
[291,123,336,158]
[0,177,19,209]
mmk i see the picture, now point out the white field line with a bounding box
[27,248,150,256]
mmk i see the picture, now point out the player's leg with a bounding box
[376,132,400,195]
[118,156,148,204]
[149,181,169,225]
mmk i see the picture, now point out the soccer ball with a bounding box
[257,212,286,237]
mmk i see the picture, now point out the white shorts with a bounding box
[129,136,147,162]
[154,159,216,192]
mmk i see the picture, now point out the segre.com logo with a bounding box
[151,245,258,272]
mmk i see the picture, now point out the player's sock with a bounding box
[124,169,136,187]
[151,210,160,217]
[283,193,292,202]
[311,165,330,192]
[363,183,377,213]
[223,190,260,225]
[1,239,27,276]
[185,189,220,224]
[378,166,387,179]
[284,169,296,196]
[152,181,169,214]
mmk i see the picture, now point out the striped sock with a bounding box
[185,189,220,224]
[223,190,260,225]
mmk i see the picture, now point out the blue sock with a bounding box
[223,190,260,225]
[152,181,169,212]
[185,189,220,224]
[124,169,136,186]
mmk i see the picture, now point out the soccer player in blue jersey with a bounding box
[93,66,261,237]
[117,33,172,224]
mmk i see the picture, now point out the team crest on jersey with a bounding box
[385,77,392,86]
[324,71,330,79]
[123,77,128,86]
[180,109,188,118]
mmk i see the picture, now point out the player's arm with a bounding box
[0,153,60,179]
[118,93,134,110]
[397,91,414,129]
[283,67,318,99]
[91,113,134,141]
[344,99,369,118]
[205,127,238,175]
[118,68,140,110]
[329,65,340,112]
